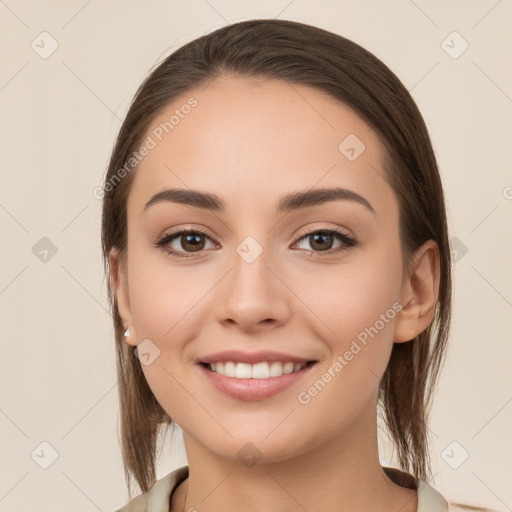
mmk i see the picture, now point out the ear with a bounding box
[394,239,441,343]
[108,248,137,346]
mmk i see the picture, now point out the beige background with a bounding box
[1,1,511,510]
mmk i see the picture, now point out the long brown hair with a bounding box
[101,18,452,496]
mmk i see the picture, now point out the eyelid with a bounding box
[294,223,354,240]
[156,224,217,243]
[291,225,358,255]
[154,225,219,257]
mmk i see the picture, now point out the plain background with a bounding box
[0,1,511,510]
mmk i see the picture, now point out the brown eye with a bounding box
[308,232,335,251]
[155,229,216,257]
[293,228,357,255]
[179,232,206,252]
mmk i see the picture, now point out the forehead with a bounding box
[127,75,396,220]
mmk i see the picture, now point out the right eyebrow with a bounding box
[144,188,225,212]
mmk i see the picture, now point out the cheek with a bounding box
[295,245,402,381]
[292,262,401,422]
[125,248,214,424]
[302,252,401,337]
[127,243,213,344]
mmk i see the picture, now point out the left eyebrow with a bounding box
[143,187,376,216]
[276,187,376,216]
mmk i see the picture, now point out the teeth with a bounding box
[209,361,308,379]
[224,361,235,377]
[283,362,295,374]
[235,363,252,379]
[252,362,269,378]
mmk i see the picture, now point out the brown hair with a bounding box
[101,18,452,496]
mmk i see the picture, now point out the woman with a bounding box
[101,18,485,512]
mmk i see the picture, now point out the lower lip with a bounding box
[198,363,317,400]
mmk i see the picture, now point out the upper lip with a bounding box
[198,350,317,365]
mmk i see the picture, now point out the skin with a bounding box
[109,74,440,512]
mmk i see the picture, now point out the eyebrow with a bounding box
[143,187,376,215]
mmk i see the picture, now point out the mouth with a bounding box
[199,360,318,379]
[197,359,319,400]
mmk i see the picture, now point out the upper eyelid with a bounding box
[159,224,353,242]
[296,224,353,238]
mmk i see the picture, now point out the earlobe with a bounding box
[394,240,440,343]
[108,248,136,346]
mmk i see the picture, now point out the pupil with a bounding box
[311,233,332,251]
[183,233,204,251]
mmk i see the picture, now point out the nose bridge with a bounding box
[216,233,290,330]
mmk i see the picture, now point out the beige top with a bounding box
[114,465,449,512]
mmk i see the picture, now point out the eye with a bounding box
[292,227,357,256]
[154,226,358,258]
[154,229,217,257]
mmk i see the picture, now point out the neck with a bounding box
[172,395,418,512]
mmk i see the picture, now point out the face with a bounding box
[111,75,427,463]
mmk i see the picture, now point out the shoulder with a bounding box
[382,466,497,512]
[415,475,498,511]
[113,466,189,512]
[114,491,147,512]
[383,466,448,511]
[416,479,449,511]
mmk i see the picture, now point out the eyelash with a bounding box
[154,226,358,259]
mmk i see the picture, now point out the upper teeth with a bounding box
[209,361,307,379]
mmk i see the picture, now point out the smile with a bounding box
[205,361,311,379]
[198,360,318,400]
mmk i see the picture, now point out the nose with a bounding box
[215,244,291,333]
